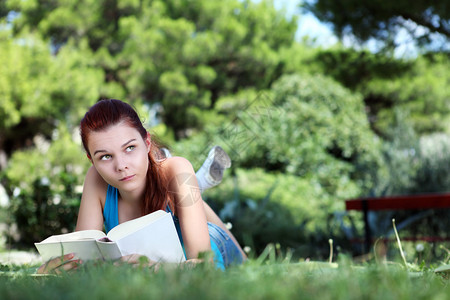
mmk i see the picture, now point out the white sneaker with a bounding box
[196,146,231,192]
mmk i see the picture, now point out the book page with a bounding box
[38,230,106,243]
[96,239,122,260]
[34,239,104,261]
[113,212,186,263]
[35,230,107,261]
[107,210,167,241]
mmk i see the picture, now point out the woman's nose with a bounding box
[115,155,128,171]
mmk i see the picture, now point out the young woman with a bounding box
[37,99,245,273]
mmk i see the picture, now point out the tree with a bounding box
[310,46,450,137]
[302,0,450,51]
[313,47,413,90]
[0,28,102,243]
[0,0,304,245]
[176,73,385,198]
[0,28,103,167]
[363,53,450,135]
[5,124,90,245]
[173,74,386,256]
[5,0,298,138]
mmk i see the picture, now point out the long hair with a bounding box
[80,99,173,215]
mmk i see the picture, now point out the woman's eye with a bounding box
[126,145,135,152]
[101,155,112,161]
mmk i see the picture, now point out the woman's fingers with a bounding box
[37,253,81,274]
[53,259,83,274]
[117,254,158,268]
[37,254,72,274]
[118,254,144,264]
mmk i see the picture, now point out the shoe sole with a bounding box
[209,146,231,182]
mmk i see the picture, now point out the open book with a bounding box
[35,210,186,263]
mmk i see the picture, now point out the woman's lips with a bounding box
[119,175,135,182]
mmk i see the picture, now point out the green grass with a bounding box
[1,255,450,300]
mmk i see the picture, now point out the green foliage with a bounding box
[229,74,384,194]
[365,53,450,135]
[202,168,354,258]
[174,74,386,257]
[1,0,449,259]
[0,24,101,245]
[4,125,90,245]
[303,0,450,51]
[5,0,298,138]
[414,133,450,193]
[0,28,103,156]
[311,47,450,137]
[375,112,450,196]
[366,114,450,241]
[179,73,386,189]
[372,110,421,196]
[314,47,413,90]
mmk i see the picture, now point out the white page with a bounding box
[107,210,167,241]
[96,239,123,260]
[35,239,104,261]
[39,230,106,243]
[114,212,185,263]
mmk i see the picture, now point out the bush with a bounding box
[368,115,450,243]
[174,74,385,258]
[203,168,357,259]
[2,125,89,246]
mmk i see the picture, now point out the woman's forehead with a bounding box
[88,123,144,148]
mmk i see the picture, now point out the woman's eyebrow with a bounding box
[93,149,107,156]
[93,139,137,156]
[122,139,136,147]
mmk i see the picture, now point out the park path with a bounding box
[0,250,42,265]
[0,222,43,265]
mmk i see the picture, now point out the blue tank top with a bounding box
[103,185,225,269]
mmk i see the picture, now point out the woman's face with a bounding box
[87,122,151,193]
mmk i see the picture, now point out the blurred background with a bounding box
[0,0,449,262]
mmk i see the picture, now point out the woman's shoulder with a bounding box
[160,156,195,175]
[83,166,108,198]
[85,165,108,184]
[76,166,108,231]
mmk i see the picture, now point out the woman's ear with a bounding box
[146,132,152,153]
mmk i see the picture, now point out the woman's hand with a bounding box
[117,254,160,270]
[36,253,82,274]
[117,255,207,270]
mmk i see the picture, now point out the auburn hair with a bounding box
[80,99,173,215]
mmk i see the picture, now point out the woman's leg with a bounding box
[202,201,247,261]
[208,222,243,268]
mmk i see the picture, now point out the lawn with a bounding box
[1,248,450,300]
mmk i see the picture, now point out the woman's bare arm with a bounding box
[75,166,106,231]
[163,157,212,260]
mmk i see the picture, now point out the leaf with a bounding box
[434,264,450,273]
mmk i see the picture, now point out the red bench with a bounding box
[345,193,450,252]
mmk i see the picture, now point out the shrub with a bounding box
[203,168,357,259]
[368,116,450,244]
[3,125,89,246]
